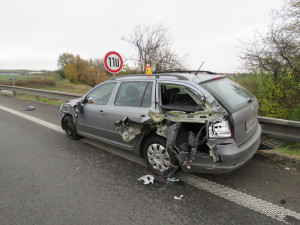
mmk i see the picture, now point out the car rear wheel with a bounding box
[143,136,178,176]
[63,116,80,140]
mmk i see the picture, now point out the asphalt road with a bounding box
[0,95,299,224]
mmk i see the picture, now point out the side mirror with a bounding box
[77,102,83,113]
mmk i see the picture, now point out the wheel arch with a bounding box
[138,130,166,158]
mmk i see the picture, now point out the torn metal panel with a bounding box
[115,117,143,142]
[149,102,223,124]
[163,109,221,123]
[149,110,165,123]
[203,94,228,117]
[60,103,78,124]
[156,124,168,138]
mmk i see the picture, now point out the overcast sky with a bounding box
[0,0,285,73]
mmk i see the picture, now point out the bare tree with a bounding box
[240,0,300,79]
[122,24,187,72]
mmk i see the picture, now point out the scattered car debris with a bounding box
[138,175,154,185]
[174,195,184,200]
[25,106,36,111]
[167,177,179,182]
[280,199,286,204]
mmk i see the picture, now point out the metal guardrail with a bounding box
[0,84,82,101]
[0,84,299,142]
[258,116,300,142]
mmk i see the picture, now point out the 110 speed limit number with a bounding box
[104,51,123,73]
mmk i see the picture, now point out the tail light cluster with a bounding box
[208,121,232,138]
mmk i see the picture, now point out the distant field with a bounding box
[0,72,92,94]
[0,69,24,73]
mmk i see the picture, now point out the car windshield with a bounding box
[201,78,253,112]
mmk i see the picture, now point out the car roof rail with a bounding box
[111,74,190,80]
[154,70,217,75]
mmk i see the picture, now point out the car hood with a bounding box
[66,98,82,107]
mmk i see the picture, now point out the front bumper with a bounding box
[180,124,262,174]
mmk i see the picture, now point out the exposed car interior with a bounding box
[160,84,198,112]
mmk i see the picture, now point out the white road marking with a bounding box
[0,105,63,133]
[1,104,299,223]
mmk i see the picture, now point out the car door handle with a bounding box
[98,110,107,115]
[139,115,145,119]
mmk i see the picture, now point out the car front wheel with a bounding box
[63,115,80,140]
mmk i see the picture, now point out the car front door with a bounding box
[76,82,117,140]
[106,80,155,150]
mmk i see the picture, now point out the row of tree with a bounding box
[57,53,110,86]
[57,24,186,86]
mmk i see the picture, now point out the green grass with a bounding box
[17,93,65,106]
[41,79,91,94]
[275,147,300,156]
[262,136,300,157]
[0,74,30,81]
[272,139,300,157]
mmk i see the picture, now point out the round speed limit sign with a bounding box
[104,51,123,73]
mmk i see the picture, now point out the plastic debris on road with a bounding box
[138,175,154,185]
[167,177,179,182]
[174,195,184,200]
[25,106,36,111]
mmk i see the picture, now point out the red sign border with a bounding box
[104,51,123,73]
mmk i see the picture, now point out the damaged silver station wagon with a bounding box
[60,71,261,174]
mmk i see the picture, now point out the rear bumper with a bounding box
[180,124,262,174]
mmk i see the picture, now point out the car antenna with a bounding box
[195,61,205,75]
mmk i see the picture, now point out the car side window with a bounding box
[86,82,116,105]
[114,81,153,107]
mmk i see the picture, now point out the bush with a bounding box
[232,73,300,121]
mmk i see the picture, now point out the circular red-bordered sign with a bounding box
[104,51,123,73]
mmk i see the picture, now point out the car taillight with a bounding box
[209,121,232,138]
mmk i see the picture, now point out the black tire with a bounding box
[143,136,178,176]
[63,116,80,140]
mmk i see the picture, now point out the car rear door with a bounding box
[106,80,155,150]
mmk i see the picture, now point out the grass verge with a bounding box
[16,93,65,106]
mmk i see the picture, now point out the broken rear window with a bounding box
[160,84,199,112]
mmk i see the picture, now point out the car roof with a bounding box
[111,71,224,83]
